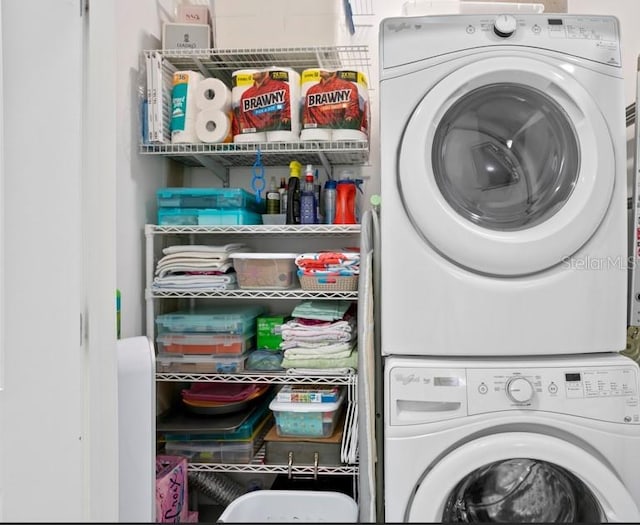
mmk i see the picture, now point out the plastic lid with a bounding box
[289,160,302,178]
[230,252,298,259]
[325,180,337,189]
[269,390,345,413]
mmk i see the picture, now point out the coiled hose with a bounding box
[188,471,247,506]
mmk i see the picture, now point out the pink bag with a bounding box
[156,455,189,522]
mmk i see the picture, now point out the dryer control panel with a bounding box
[387,360,640,426]
[381,14,621,70]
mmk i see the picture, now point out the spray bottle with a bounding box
[286,160,302,224]
[300,164,317,224]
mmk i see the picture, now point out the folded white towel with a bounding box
[162,244,249,255]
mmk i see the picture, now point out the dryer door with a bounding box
[399,57,615,276]
[406,432,640,522]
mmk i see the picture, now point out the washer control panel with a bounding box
[387,361,640,426]
[466,366,640,423]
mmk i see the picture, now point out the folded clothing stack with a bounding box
[152,243,249,291]
[278,300,358,373]
[294,250,360,277]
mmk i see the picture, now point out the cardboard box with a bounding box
[257,315,287,349]
[211,0,349,48]
[162,22,211,50]
[177,5,210,24]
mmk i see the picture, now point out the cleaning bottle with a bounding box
[323,179,337,224]
[265,176,280,214]
[334,170,358,224]
[278,176,287,214]
[286,160,302,224]
[300,164,317,224]
[314,168,323,223]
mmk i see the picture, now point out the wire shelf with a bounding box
[139,140,369,167]
[146,45,371,85]
[146,224,361,235]
[186,445,359,475]
[147,288,358,300]
[155,372,357,385]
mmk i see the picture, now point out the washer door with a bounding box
[399,57,615,276]
[407,432,640,522]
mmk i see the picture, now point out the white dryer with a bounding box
[384,353,640,522]
[379,14,627,356]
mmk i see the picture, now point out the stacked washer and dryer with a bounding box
[379,13,640,522]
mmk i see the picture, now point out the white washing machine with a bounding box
[384,353,640,522]
[379,14,627,356]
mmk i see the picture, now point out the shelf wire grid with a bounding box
[146,224,361,235]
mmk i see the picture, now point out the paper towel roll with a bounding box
[195,109,233,143]
[300,68,333,141]
[171,70,204,143]
[195,77,232,112]
[265,67,301,142]
[232,69,263,142]
[331,70,370,142]
[301,68,369,142]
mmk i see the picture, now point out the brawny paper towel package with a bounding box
[195,77,232,112]
[300,69,369,142]
[171,70,204,143]
[195,109,233,143]
[265,67,301,143]
[233,68,297,143]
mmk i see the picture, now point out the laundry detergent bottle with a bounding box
[286,160,302,224]
[334,171,358,224]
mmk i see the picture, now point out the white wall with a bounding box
[116,0,177,338]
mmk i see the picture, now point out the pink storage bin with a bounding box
[181,382,260,403]
[156,455,189,523]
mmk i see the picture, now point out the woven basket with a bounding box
[299,274,359,292]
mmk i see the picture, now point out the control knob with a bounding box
[494,14,517,38]
[506,376,534,404]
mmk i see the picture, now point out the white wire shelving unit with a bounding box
[140,45,371,181]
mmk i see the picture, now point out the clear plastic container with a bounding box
[269,390,345,437]
[157,207,263,226]
[155,305,266,334]
[157,331,255,355]
[156,351,250,373]
[231,253,299,290]
[156,187,265,213]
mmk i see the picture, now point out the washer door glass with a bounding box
[442,458,602,523]
[432,84,580,231]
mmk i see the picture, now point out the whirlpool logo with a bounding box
[393,373,429,386]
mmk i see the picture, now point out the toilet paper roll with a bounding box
[331,70,370,142]
[195,77,232,112]
[195,109,233,143]
[301,68,369,143]
[171,70,204,143]
[265,67,301,142]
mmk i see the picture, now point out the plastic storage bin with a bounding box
[158,207,262,226]
[217,490,359,522]
[157,187,264,213]
[231,253,299,290]
[269,390,345,437]
[156,352,250,374]
[155,305,266,334]
[157,331,255,355]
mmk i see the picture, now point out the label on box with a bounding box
[257,315,286,350]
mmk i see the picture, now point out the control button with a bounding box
[532,24,541,34]
[466,25,476,34]
[548,382,558,394]
[494,14,517,38]
[506,376,534,404]
[478,382,488,394]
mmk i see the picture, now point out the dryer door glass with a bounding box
[442,458,603,522]
[432,83,580,231]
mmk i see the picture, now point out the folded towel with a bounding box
[290,300,352,322]
[285,367,355,376]
[156,261,234,278]
[283,341,356,359]
[281,351,358,370]
[162,244,249,255]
